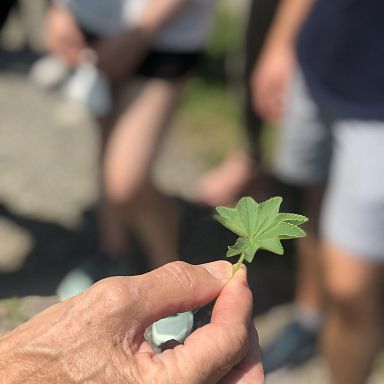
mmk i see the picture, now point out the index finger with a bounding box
[160,264,259,383]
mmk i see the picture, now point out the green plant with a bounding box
[216,196,308,274]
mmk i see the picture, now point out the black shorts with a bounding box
[82,28,202,80]
[135,50,201,79]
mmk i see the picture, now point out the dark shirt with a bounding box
[296,0,384,119]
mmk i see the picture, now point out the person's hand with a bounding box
[251,45,295,123]
[0,261,264,384]
[45,5,86,67]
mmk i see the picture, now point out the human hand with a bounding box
[0,261,264,384]
[251,45,295,123]
[45,5,86,67]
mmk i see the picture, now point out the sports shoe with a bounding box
[61,58,111,117]
[262,321,318,374]
[56,251,128,301]
[29,54,71,90]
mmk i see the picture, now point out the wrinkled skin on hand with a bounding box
[0,261,264,384]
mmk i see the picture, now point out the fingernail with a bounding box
[203,261,232,280]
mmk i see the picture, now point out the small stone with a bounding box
[0,218,33,273]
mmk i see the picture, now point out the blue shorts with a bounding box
[274,71,384,262]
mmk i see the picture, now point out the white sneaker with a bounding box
[61,61,112,117]
[56,268,94,301]
[29,55,70,90]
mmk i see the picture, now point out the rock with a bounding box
[0,217,33,272]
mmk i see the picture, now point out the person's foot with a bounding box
[29,54,71,90]
[262,321,318,374]
[56,250,144,301]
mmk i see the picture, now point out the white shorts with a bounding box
[274,71,384,262]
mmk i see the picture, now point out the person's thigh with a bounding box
[273,71,332,186]
[321,121,384,262]
[104,78,185,202]
[322,242,384,312]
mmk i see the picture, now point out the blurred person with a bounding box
[254,0,384,382]
[252,0,323,374]
[195,0,281,208]
[0,261,265,383]
[43,0,218,299]
[196,0,322,373]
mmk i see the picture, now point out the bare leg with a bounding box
[295,184,325,313]
[322,244,384,384]
[127,182,180,268]
[97,112,129,257]
[103,78,185,268]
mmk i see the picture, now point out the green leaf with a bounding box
[257,238,284,255]
[259,222,306,241]
[215,196,308,270]
[236,197,259,238]
[226,237,259,263]
[253,196,283,236]
[278,213,308,226]
[226,238,248,257]
[215,207,247,238]
[243,241,260,263]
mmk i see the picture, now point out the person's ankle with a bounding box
[294,305,324,332]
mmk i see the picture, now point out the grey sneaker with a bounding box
[262,321,318,374]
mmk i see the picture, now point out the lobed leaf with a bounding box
[253,196,283,237]
[236,197,259,238]
[216,196,308,268]
[215,207,247,238]
[278,213,308,226]
[257,238,284,255]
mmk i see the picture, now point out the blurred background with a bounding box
[0,1,383,383]
[0,0,256,296]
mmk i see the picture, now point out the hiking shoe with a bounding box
[262,321,318,374]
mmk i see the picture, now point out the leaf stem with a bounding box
[232,253,245,275]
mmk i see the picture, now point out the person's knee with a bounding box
[104,170,143,206]
[324,262,380,323]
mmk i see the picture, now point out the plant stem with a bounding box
[232,253,245,275]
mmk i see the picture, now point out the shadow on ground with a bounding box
[0,202,98,297]
[0,48,39,73]
[0,200,295,316]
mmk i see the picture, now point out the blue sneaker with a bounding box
[262,321,318,374]
[56,251,141,301]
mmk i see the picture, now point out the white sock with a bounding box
[294,306,324,332]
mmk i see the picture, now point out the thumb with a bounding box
[130,261,232,330]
